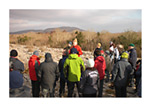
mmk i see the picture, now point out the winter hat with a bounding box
[10,49,18,57]
[33,50,39,56]
[110,41,113,45]
[70,48,78,54]
[69,41,72,45]
[129,43,135,47]
[45,53,52,59]
[86,59,95,68]
[121,52,129,59]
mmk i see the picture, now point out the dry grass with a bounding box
[10,29,142,57]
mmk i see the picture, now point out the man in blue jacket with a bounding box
[58,50,68,97]
[128,43,137,87]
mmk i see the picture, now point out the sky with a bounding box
[9,9,141,33]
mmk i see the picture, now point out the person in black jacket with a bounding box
[58,50,68,97]
[79,58,99,97]
[112,52,133,97]
[128,43,137,87]
[9,49,24,72]
[38,53,59,97]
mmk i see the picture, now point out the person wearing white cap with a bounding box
[79,59,99,97]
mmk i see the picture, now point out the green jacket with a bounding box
[63,54,85,82]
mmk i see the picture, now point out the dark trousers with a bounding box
[115,86,127,97]
[98,79,104,97]
[31,80,40,97]
[67,81,79,97]
[59,78,66,97]
[105,69,110,82]
[83,93,97,97]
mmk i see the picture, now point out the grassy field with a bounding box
[9,29,142,57]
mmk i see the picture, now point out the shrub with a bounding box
[17,36,31,44]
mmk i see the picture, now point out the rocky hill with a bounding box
[10,26,84,34]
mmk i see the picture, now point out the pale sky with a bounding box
[10,9,141,33]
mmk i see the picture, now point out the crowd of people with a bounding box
[9,38,142,97]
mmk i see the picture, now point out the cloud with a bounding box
[9,9,141,32]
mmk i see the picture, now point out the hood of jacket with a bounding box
[95,56,105,62]
[68,54,78,59]
[30,55,40,61]
[45,53,53,62]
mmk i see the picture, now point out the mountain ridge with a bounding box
[10,26,85,34]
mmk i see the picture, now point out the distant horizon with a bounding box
[9,25,141,34]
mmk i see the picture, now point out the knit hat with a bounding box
[129,43,135,47]
[121,52,129,59]
[33,50,39,56]
[86,59,95,68]
[10,49,18,57]
[110,41,113,45]
[70,48,78,54]
[69,41,72,45]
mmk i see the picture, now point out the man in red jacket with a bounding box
[28,51,40,97]
[94,50,106,97]
[69,38,83,57]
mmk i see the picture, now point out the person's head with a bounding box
[121,52,129,59]
[70,48,78,54]
[33,50,39,56]
[97,43,101,48]
[110,41,113,46]
[10,49,18,57]
[95,49,102,56]
[128,43,135,50]
[68,41,72,47]
[86,58,95,68]
[117,44,124,53]
[45,53,52,59]
[73,38,78,46]
[62,49,68,56]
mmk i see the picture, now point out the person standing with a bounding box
[58,49,68,97]
[64,41,72,55]
[69,38,83,57]
[113,44,119,64]
[38,53,59,97]
[9,49,24,73]
[109,41,114,63]
[28,51,40,97]
[64,48,85,97]
[128,43,137,87]
[79,59,99,97]
[94,50,106,97]
[94,43,104,60]
[111,52,133,97]
[104,50,112,83]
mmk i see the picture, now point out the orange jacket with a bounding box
[69,45,83,57]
